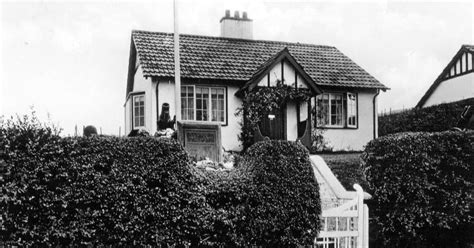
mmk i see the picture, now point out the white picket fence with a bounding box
[310,156,370,248]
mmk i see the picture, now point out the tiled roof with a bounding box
[132,30,387,89]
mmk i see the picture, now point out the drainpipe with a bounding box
[156,79,159,131]
[373,89,380,139]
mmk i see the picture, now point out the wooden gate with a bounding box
[314,184,369,248]
[310,155,370,248]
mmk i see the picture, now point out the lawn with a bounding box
[317,152,368,191]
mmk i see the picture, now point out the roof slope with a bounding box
[416,44,474,108]
[132,30,387,89]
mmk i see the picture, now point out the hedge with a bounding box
[361,131,474,247]
[239,140,322,246]
[0,114,208,246]
[193,140,322,247]
[1,113,322,247]
[378,97,474,136]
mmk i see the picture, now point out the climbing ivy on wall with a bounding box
[236,80,312,150]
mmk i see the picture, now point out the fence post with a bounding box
[364,204,369,247]
[354,184,364,248]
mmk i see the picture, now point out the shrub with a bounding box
[83,125,97,137]
[1,114,208,246]
[238,140,322,246]
[361,131,474,247]
[1,113,322,247]
[378,97,474,136]
[192,167,251,247]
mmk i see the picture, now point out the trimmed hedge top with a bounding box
[378,97,474,136]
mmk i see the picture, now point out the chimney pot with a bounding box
[220,10,253,39]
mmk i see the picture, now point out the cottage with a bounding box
[416,44,474,108]
[124,11,388,158]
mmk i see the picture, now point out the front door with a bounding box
[259,106,286,140]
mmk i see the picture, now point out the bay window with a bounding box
[133,94,145,128]
[181,85,226,124]
[314,92,357,128]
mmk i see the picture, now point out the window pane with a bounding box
[315,94,330,126]
[329,94,343,126]
[196,110,202,121]
[347,93,357,127]
[133,95,145,128]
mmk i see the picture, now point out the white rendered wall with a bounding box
[286,102,298,141]
[321,91,376,151]
[256,61,306,88]
[423,73,474,107]
[124,100,131,135]
[124,66,155,134]
[222,86,243,151]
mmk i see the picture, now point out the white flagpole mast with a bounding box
[173,0,181,122]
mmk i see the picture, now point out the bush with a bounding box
[192,168,251,247]
[238,140,321,246]
[1,113,322,247]
[379,98,474,136]
[83,125,97,137]
[1,114,208,246]
[361,131,474,247]
[193,140,322,247]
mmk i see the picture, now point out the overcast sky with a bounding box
[1,0,473,136]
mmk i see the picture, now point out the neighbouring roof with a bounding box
[464,44,474,53]
[130,30,388,92]
[416,44,474,108]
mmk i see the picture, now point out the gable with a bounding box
[416,44,474,108]
[237,47,321,96]
[442,50,473,80]
[256,60,308,88]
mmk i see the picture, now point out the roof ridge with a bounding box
[131,29,336,49]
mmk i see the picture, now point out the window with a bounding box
[180,85,226,124]
[133,94,145,128]
[347,93,357,127]
[330,94,344,126]
[315,92,357,128]
[181,86,194,120]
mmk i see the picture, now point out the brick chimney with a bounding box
[220,10,253,39]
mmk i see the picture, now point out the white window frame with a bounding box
[132,94,145,129]
[315,92,358,129]
[327,93,344,128]
[347,93,358,128]
[180,85,227,125]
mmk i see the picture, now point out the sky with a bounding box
[1,0,473,136]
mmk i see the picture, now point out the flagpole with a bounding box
[173,0,181,122]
